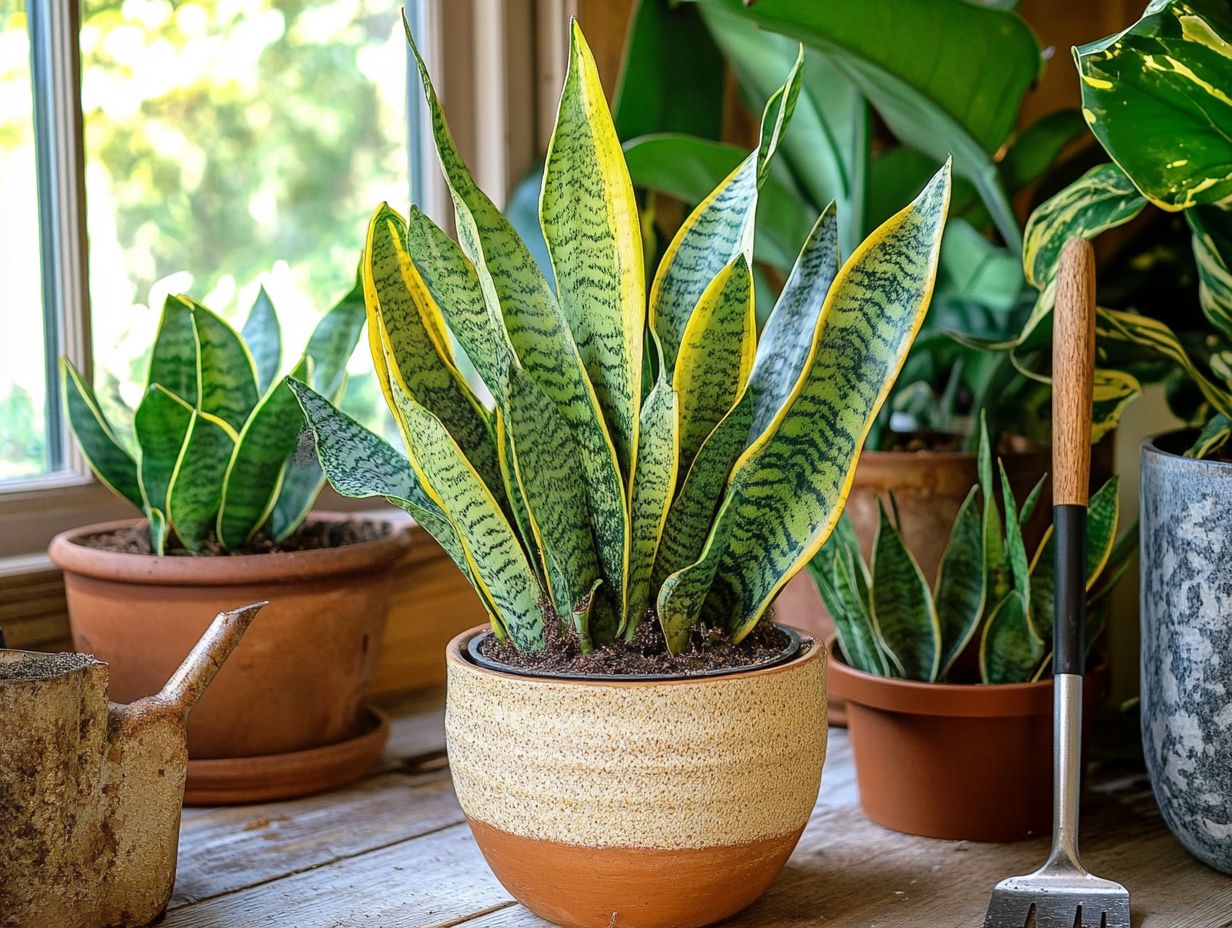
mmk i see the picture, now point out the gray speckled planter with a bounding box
[1141,434,1232,874]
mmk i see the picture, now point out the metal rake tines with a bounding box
[983,871,1131,928]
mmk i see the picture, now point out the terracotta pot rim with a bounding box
[829,638,1108,717]
[446,624,820,688]
[48,513,412,586]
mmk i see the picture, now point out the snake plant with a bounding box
[62,283,364,553]
[291,20,951,655]
[810,420,1136,684]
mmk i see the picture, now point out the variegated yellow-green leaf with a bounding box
[167,408,236,552]
[1085,476,1121,593]
[745,204,840,441]
[701,161,951,643]
[999,459,1031,603]
[61,358,142,508]
[242,286,281,394]
[389,374,547,651]
[147,508,168,556]
[672,256,755,473]
[134,384,193,524]
[656,493,738,655]
[185,297,260,431]
[1189,412,1232,457]
[980,590,1043,684]
[1075,0,1232,212]
[148,295,199,405]
[626,381,679,639]
[216,357,311,549]
[1027,523,1055,643]
[1188,206,1232,340]
[935,485,985,678]
[648,48,802,373]
[494,411,540,574]
[505,367,606,643]
[808,545,889,676]
[407,17,629,622]
[1092,368,1143,443]
[541,22,645,476]
[870,503,940,681]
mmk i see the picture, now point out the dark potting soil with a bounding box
[0,651,95,681]
[477,615,800,677]
[74,517,392,557]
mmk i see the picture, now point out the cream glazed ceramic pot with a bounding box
[444,625,827,928]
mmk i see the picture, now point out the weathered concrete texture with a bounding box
[1141,438,1232,874]
[0,603,262,928]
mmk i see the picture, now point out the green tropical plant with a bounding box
[811,419,1136,684]
[290,20,952,655]
[62,283,365,554]
[1009,0,1232,456]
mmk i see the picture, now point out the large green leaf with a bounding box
[147,296,198,404]
[408,19,629,623]
[61,358,142,509]
[242,286,281,394]
[167,408,236,552]
[979,590,1043,683]
[1188,206,1232,341]
[870,503,941,682]
[672,257,755,474]
[1076,0,1232,212]
[186,298,260,431]
[612,0,725,141]
[626,381,679,639]
[701,162,952,642]
[934,486,986,679]
[133,385,194,554]
[648,49,802,373]
[216,358,311,550]
[542,23,645,477]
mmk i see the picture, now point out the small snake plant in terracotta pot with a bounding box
[294,17,950,928]
[813,419,1134,842]
[50,280,410,803]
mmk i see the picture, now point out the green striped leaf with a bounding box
[148,296,199,405]
[935,485,986,679]
[1092,368,1143,443]
[1085,476,1121,592]
[134,384,193,523]
[1027,524,1055,643]
[979,590,1043,684]
[656,493,738,654]
[61,358,142,508]
[216,358,311,549]
[167,409,236,552]
[870,503,940,681]
[999,459,1031,603]
[242,286,281,394]
[978,415,1007,604]
[808,545,888,676]
[672,257,755,473]
[147,509,168,556]
[1188,206,1232,340]
[626,380,679,639]
[701,161,952,643]
[505,367,605,644]
[1076,0,1232,212]
[648,48,802,373]
[185,298,260,431]
[1189,412,1232,458]
[541,22,645,476]
[745,204,840,441]
[389,374,547,651]
[494,411,540,575]
[407,18,629,623]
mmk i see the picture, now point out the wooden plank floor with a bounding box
[164,688,1232,927]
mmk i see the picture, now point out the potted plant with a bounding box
[49,280,410,804]
[292,19,950,928]
[811,420,1134,841]
[1018,0,1232,874]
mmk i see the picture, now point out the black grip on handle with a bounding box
[1053,504,1087,676]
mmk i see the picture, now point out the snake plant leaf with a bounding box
[404,206,515,401]
[1085,476,1121,592]
[704,161,951,643]
[494,411,540,574]
[1027,523,1055,643]
[505,366,606,641]
[979,590,1043,684]
[408,19,629,621]
[1188,206,1232,341]
[978,415,1007,603]
[216,357,312,549]
[869,502,940,681]
[61,358,142,508]
[648,48,802,373]
[365,204,501,497]
[167,409,236,553]
[242,286,281,394]
[935,485,986,679]
[186,298,260,432]
[133,384,194,528]
[656,493,739,654]
[541,23,645,476]
[809,548,888,676]
[146,508,168,556]
[673,257,755,473]
[626,381,679,639]
[999,459,1032,603]
[746,205,840,441]
[1018,473,1048,529]
[1075,0,1232,212]
[147,296,199,405]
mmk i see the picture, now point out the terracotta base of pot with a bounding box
[467,817,802,928]
[183,706,389,805]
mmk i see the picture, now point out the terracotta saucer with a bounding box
[183,705,389,806]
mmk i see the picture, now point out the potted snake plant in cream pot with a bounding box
[293,18,950,928]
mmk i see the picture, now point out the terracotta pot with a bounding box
[829,643,1108,842]
[445,626,827,928]
[49,514,410,768]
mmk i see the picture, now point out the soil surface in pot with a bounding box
[74,517,393,557]
[478,618,796,676]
